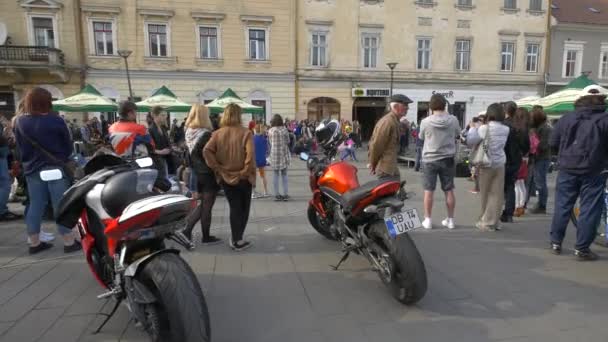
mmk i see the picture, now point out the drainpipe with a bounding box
[74,0,87,119]
[294,0,299,120]
[543,0,552,96]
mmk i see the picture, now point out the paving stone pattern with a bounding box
[1,158,607,342]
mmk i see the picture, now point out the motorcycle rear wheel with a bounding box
[307,204,338,240]
[137,253,210,342]
[370,221,427,305]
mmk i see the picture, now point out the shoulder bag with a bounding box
[471,125,492,168]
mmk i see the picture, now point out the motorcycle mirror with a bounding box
[300,152,309,161]
[135,157,154,168]
[39,169,64,182]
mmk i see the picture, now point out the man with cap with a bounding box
[108,101,154,158]
[368,94,412,180]
[548,86,608,261]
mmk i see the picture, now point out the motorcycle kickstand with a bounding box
[330,251,350,271]
[93,298,123,334]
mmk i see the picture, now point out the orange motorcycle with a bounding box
[301,120,427,305]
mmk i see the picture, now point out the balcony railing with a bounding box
[0,45,65,67]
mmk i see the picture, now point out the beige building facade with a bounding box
[81,0,296,123]
[0,0,83,118]
[297,0,550,139]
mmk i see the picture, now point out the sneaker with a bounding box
[282,195,290,202]
[201,236,222,245]
[232,240,252,252]
[64,240,83,254]
[441,218,455,229]
[574,249,598,261]
[252,192,259,199]
[476,222,495,232]
[274,195,284,202]
[29,242,53,255]
[262,192,270,198]
[422,218,432,230]
[27,231,56,244]
[550,243,562,255]
[0,211,23,221]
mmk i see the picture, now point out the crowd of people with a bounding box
[2,85,607,260]
[368,88,608,261]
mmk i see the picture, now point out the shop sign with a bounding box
[352,88,390,98]
[432,90,455,98]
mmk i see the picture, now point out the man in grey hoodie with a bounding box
[419,94,462,230]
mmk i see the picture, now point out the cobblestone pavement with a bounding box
[1,158,607,342]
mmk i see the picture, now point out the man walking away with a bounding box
[549,87,608,261]
[368,94,412,180]
[501,102,530,223]
[419,94,461,229]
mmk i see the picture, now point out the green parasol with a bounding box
[52,84,118,112]
[136,86,192,112]
[205,88,264,115]
[516,75,606,117]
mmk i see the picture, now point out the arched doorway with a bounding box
[352,97,387,141]
[248,89,271,124]
[307,97,340,122]
[198,89,219,104]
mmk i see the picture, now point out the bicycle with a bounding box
[570,171,608,247]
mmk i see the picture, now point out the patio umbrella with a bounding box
[516,75,606,117]
[136,86,192,112]
[52,84,118,112]
[205,88,264,115]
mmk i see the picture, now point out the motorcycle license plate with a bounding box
[385,209,422,238]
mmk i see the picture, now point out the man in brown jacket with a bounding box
[368,94,413,179]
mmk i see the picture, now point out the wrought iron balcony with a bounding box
[0,45,65,67]
[0,45,67,81]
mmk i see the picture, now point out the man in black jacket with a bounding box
[501,102,530,223]
[549,88,608,261]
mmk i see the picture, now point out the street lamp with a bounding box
[117,49,134,101]
[386,62,398,96]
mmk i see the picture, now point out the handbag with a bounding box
[16,120,80,181]
[470,126,492,168]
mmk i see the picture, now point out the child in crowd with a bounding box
[253,124,270,198]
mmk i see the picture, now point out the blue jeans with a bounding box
[533,159,550,209]
[340,148,357,161]
[25,168,72,236]
[0,147,10,216]
[550,171,607,250]
[273,168,288,197]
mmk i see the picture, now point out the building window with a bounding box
[417,38,432,70]
[600,49,608,79]
[199,26,218,59]
[525,43,540,72]
[458,0,472,6]
[455,39,470,71]
[311,32,328,67]
[362,34,379,68]
[248,29,267,60]
[504,0,517,9]
[529,0,542,11]
[500,42,515,72]
[147,24,168,57]
[32,17,55,47]
[564,51,578,77]
[93,21,113,55]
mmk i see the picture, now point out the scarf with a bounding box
[185,128,209,153]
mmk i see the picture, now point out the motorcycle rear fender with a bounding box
[124,277,157,304]
[124,248,180,277]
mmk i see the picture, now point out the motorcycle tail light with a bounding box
[105,208,162,239]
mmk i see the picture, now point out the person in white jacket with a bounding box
[466,103,511,231]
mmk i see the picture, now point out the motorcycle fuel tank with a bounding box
[318,162,360,194]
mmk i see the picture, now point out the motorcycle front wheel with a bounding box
[307,204,337,240]
[136,253,211,342]
[370,221,427,305]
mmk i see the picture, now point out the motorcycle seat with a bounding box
[342,177,400,209]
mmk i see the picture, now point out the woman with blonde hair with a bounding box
[204,104,256,251]
[182,104,221,245]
